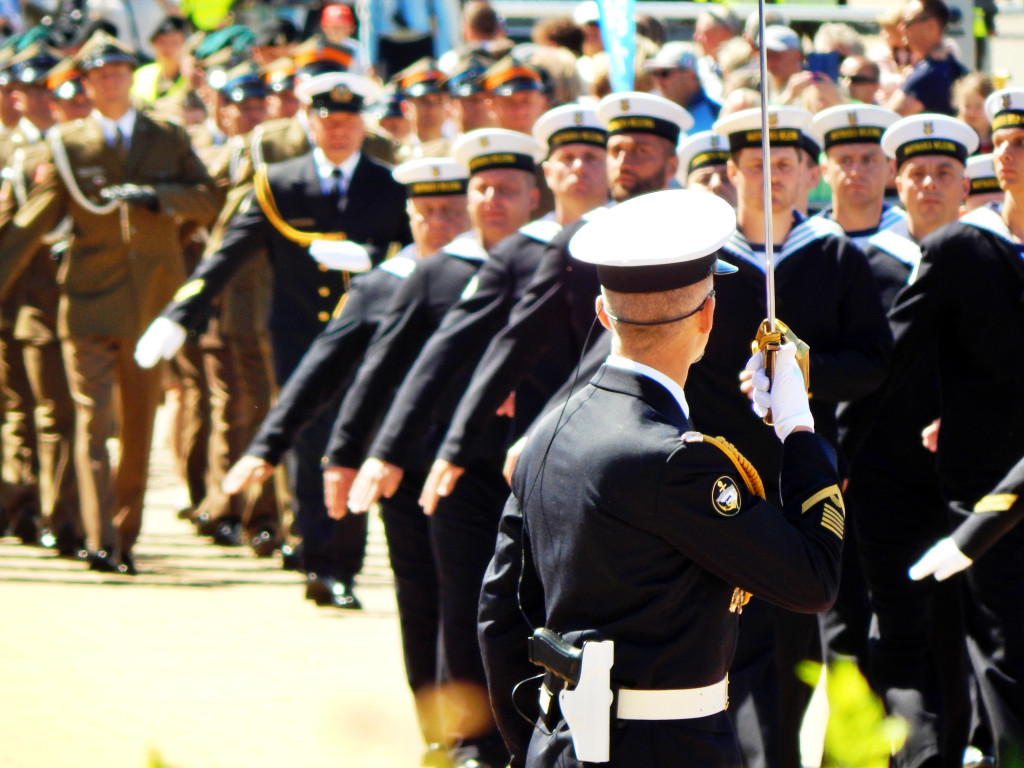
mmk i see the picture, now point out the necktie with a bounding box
[328,168,343,209]
[112,127,127,162]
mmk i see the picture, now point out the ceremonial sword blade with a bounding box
[757,0,777,333]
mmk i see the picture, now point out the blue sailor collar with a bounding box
[379,246,419,277]
[817,204,907,252]
[722,210,845,273]
[441,231,488,261]
[518,211,562,243]
[960,203,1015,245]
[866,221,921,270]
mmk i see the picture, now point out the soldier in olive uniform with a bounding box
[0,44,82,555]
[0,32,219,575]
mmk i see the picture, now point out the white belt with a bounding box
[538,676,728,720]
[617,676,728,720]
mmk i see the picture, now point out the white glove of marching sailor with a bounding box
[744,342,814,441]
[309,240,372,272]
[908,538,972,581]
[134,317,187,369]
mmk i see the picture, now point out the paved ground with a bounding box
[0,409,424,768]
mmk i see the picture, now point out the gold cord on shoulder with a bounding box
[252,167,348,247]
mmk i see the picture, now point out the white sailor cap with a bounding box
[713,106,818,156]
[676,131,731,184]
[452,128,546,176]
[532,104,607,154]
[966,153,1000,196]
[809,104,900,152]
[984,88,1024,133]
[596,91,694,146]
[880,114,978,168]
[570,189,737,293]
[392,158,469,197]
[295,72,380,115]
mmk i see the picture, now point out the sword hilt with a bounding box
[752,318,810,426]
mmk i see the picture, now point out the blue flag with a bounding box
[598,0,636,93]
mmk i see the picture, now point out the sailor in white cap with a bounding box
[701,103,892,768]
[811,104,906,249]
[835,109,978,768]
[220,155,469,762]
[900,87,1024,764]
[479,188,843,768]
[414,91,690,520]
[322,130,546,767]
[964,153,1001,211]
[676,130,736,207]
[596,90,693,201]
[880,113,976,242]
[136,68,412,606]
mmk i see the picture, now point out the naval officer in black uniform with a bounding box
[479,189,846,768]
[901,88,1024,767]
[221,157,470,759]
[136,71,412,605]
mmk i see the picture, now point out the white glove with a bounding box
[745,342,814,441]
[134,317,187,369]
[309,240,372,272]
[908,537,973,581]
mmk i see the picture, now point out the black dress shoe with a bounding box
[40,524,83,558]
[117,552,137,576]
[249,528,282,558]
[280,542,304,572]
[87,549,118,573]
[304,574,362,610]
[210,520,242,547]
[12,512,40,545]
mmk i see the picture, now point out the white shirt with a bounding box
[605,354,691,420]
[93,108,137,151]
[312,148,361,196]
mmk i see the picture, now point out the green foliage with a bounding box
[797,659,908,768]
[147,750,180,768]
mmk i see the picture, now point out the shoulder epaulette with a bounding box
[252,166,347,247]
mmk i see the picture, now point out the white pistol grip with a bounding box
[558,640,614,763]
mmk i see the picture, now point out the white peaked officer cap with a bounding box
[570,189,738,294]
[966,154,999,196]
[809,104,901,152]
[713,106,818,156]
[881,114,979,169]
[532,104,608,154]
[984,88,1024,132]
[676,131,731,185]
[392,158,469,197]
[295,72,381,115]
[451,128,546,175]
[596,91,694,146]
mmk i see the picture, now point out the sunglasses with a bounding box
[841,74,879,85]
[901,14,934,26]
[652,69,679,79]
